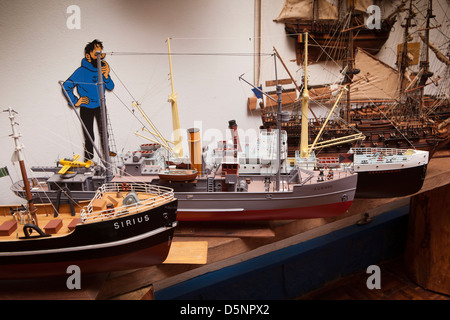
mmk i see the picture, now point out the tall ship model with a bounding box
[274,0,402,63]
[260,0,449,159]
[0,108,178,279]
[10,40,358,221]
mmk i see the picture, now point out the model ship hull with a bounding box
[15,173,356,222]
[128,172,357,221]
[0,210,176,279]
[284,20,392,63]
[355,164,427,198]
[315,148,429,198]
[352,148,429,198]
[175,195,353,222]
[0,184,178,280]
[158,169,198,182]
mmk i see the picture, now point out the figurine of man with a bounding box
[62,39,115,161]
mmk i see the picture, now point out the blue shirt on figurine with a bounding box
[63,56,115,109]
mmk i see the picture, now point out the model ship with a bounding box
[261,47,448,157]
[261,0,449,159]
[0,108,178,280]
[274,0,402,63]
[114,119,357,221]
[316,147,429,198]
[13,109,358,222]
[10,40,358,221]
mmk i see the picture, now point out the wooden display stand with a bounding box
[405,183,450,296]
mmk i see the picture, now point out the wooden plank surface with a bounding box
[163,241,208,265]
[174,221,276,238]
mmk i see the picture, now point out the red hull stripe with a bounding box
[177,201,353,221]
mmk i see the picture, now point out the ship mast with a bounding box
[239,49,284,191]
[299,30,364,157]
[343,0,356,123]
[96,51,113,182]
[399,0,414,95]
[5,107,39,226]
[300,32,310,159]
[418,0,435,116]
[167,38,183,158]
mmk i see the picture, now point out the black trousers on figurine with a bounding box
[80,107,107,162]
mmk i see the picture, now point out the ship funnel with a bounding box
[228,120,242,152]
[187,128,202,173]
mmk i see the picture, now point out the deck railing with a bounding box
[80,182,174,223]
[351,147,411,156]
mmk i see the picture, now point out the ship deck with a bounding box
[1,156,449,301]
[0,188,172,240]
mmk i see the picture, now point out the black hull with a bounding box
[355,165,427,198]
[0,200,178,279]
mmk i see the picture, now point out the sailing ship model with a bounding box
[0,108,178,279]
[11,41,358,221]
[258,0,450,197]
[261,47,448,156]
[274,0,402,63]
[261,1,450,156]
[260,25,437,198]
[263,0,449,159]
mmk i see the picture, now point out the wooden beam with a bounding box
[265,79,293,87]
[405,183,450,296]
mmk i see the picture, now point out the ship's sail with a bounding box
[275,0,377,22]
[275,0,314,21]
[274,0,395,63]
[349,48,406,101]
[275,0,339,22]
[262,0,449,158]
[354,0,374,13]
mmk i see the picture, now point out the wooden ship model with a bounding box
[261,0,450,158]
[0,108,178,279]
[274,0,402,63]
[10,41,358,221]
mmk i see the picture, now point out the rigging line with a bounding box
[108,65,138,103]
[107,61,166,111]
[308,36,344,71]
[110,91,150,134]
[110,91,169,149]
[107,62,173,152]
[343,86,419,149]
[108,61,169,111]
[308,91,362,135]
[106,51,273,57]
[168,36,260,40]
[107,64,155,130]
